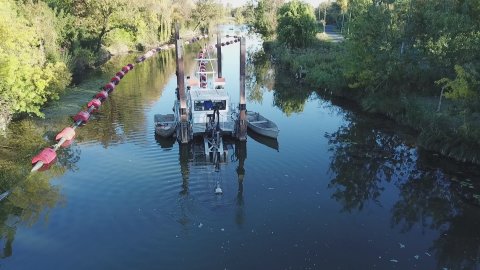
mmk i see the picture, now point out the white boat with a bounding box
[246,111,279,139]
[174,47,236,137]
[154,114,176,137]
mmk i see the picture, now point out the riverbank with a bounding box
[265,40,480,165]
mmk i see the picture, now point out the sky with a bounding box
[220,0,329,8]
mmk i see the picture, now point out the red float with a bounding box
[110,76,121,85]
[122,66,130,73]
[96,90,108,100]
[73,111,90,124]
[127,63,134,70]
[104,82,116,92]
[32,148,57,165]
[55,127,76,141]
[87,98,102,109]
[116,71,125,78]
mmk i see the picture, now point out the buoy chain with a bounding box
[30,34,210,173]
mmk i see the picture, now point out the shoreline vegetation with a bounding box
[244,0,480,165]
[0,0,227,130]
[2,0,479,165]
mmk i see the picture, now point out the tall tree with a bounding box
[252,0,284,40]
[276,0,318,48]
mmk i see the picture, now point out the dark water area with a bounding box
[1,28,480,270]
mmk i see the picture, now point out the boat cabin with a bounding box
[187,88,233,135]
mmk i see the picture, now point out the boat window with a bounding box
[213,100,226,110]
[194,100,226,111]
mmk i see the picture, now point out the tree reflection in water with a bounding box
[247,49,312,115]
[325,109,480,268]
[0,121,67,259]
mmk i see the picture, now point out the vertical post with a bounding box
[176,35,189,143]
[217,30,222,78]
[236,37,247,141]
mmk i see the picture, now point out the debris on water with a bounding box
[414,255,420,260]
[198,223,203,228]
[220,228,225,232]
[425,252,431,257]
[399,243,405,248]
[390,259,398,263]
[267,187,275,190]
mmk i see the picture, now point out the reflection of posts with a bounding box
[235,141,246,226]
[235,141,247,198]
[179,144,191,196]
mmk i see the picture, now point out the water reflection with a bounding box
[246,50,275,104]
[247,130,279,151]
[234,141,246,227]
[247,49,311,116]
[0,121,64,259]
[325,109,480,268]
[170,138,248,228]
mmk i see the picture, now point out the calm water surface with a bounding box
[1,31,480,270]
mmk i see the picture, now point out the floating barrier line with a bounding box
[29,34,231,174]
[0,34,244,202]
[29,34,226,175]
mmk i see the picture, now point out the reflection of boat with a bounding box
[247,130,279,151]
[154,114,177,137]
[246,111,279,139]
[154,134,176,149]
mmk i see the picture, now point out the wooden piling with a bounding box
[175,37,190,144]
[236,37,247,141]
[217,32,222,78]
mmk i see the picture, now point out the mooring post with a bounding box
[217,29,222,78]
[175,30,190,143]
[236,37,247,141]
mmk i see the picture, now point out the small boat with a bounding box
[246,111,279,139]
[154,114,177,137]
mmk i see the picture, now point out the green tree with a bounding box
[191,0,225,33]
[276,0,317,48]
[74,0,137,52]
[252,0,284,40]
[0,0,71,123]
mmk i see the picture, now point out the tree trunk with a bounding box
[96,26,107,52]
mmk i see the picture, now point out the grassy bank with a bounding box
[265,40,480,165]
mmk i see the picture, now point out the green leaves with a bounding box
[0,0,72,118]
[276,0,317,48]
[436,64,480,108]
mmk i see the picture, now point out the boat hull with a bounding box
[154,114,177,138]
[246,111,279,139]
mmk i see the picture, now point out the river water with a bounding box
[1,29,480,270]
